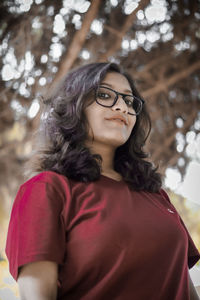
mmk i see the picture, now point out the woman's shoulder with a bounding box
[158,188,171,203]
[21,170,71,193]
[25,170,66,182]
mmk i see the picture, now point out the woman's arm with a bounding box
[189,271,200,300]
[17,261,58,300]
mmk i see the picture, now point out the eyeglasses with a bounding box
[95,86,145,116]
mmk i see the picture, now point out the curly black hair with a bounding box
[28,62,162,192]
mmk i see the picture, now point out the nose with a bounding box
[111,95,128,114]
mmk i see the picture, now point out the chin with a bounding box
[106,138,127,147]
[108,134,129,145]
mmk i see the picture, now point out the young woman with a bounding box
[6,62,200,299]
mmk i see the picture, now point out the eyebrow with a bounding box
[101,82,132,94]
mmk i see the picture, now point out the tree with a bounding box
[0,0,200,232]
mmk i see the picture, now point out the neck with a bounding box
[85,140,121,178]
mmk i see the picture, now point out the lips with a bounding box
[105,115,128,125]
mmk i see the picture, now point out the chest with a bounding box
[64,185,187,267]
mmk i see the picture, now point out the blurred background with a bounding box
[0,0,200,298]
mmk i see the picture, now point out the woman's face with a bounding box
[85,72,137,149]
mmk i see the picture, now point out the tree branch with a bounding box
[142,60,200,98]
[48,0,102,93]
[98,0,150,61]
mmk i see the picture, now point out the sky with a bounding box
[165,161,200,207]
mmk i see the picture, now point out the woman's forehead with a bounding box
[101,72,132,93]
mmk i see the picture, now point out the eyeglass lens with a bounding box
[96,87,142,115]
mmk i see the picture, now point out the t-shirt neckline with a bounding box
[100,174,123,183]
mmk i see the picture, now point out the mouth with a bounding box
[105,118,127,126]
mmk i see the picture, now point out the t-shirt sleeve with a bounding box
[5,172,69,280]
[160,189,200,269]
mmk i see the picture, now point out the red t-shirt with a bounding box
[6,171,200,299]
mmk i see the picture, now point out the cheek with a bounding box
[128,117,137,133]
[85,111,102,138]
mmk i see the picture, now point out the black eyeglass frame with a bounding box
[95,85,145,116]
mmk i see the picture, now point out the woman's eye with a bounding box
[98,92,110,99]
[125,99,133,107]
